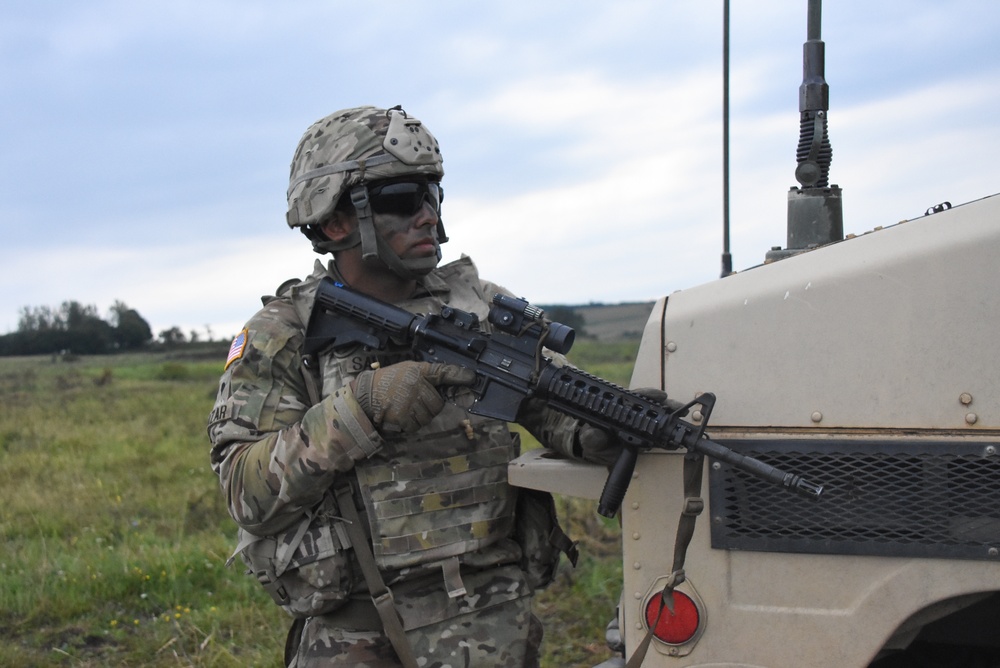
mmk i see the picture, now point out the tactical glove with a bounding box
[576,388,689,465]
[353,361,476,433]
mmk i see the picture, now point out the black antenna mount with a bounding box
[767,0,844,263]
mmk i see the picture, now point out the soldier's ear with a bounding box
[321,211,357,243]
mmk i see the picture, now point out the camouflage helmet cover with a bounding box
[285,105,444,229]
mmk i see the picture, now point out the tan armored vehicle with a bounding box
[510,2,1000,665]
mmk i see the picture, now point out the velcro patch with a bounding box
[225,329,249,370]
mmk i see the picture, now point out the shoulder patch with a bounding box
[225,328,249,369]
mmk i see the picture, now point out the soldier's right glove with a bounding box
[352,361,476,433]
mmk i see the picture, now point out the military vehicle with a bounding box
[509,1,1000,665]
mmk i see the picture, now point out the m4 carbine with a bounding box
[304,277,822,516]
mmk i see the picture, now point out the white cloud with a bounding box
[0,236,303,337]
[1,0,998,340]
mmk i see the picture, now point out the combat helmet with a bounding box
[286,105,447,278]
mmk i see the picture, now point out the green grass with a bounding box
[1,341,639,666]
[567,339,642,387]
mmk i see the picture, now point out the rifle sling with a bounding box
[333,479,420,668]
[625,452,704,668]
[302,334,419,665]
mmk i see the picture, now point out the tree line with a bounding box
[0,300,589,358]
[0,300,156,357]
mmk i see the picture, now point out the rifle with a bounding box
[304,277,823,517]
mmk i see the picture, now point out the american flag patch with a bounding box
[225,329,248,370]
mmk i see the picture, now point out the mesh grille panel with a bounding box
[709,439,1000,560]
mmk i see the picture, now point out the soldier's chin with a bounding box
[401,255,440,276]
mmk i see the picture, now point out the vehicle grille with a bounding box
[709,439,1000,560]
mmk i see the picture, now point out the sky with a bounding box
[2,0,998,341]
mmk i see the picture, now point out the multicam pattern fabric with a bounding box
[209,256,583,666]
[290,566,542,668]
[236,493,355,618]
[285,106,445,230]
[355,416,517,572]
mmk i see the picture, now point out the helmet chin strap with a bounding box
[370,234,440,279]
[350,185,381,263]
[349,184,440,280]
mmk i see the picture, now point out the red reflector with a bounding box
[645,590,700,644]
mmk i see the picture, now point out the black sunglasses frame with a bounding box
[366,180,443,217]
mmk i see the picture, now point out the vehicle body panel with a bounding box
[510,193,1000,666]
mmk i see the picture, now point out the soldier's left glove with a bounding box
[632,388,690,418]
[575,388,689,466]
[575,423,620,466]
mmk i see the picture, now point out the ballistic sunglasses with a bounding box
[367,180,443,217]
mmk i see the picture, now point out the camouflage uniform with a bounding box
[209,255,581,667]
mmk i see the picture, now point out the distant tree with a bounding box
[14,301,112,354]
[62,301,113,353]
[73,317,114,354]
[542,305,587,336]
[110,301,153,350]
[0,331,35,356]
[16,306,40,332]
[158,326,187,346]
[63,301,101,330]
[18,304,60,332]
[0,299,152,356]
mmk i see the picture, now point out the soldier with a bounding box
[208,105,627,667]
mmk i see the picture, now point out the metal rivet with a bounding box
[712,462,721,471]
[960,393,973,406]
[811,411,823,423]
[632,532,641,540]
[986,446,997,457]
[631,502,640,510]
[666,341,677,353]
[633,562,642,570]
[989,547,998,557]
[634,592,643,600]
[966,413,979,425]
[691,410,703,423]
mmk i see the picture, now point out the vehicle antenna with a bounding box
[767,0,844,263]
[721,0,733,277]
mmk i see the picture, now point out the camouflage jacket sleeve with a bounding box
[514,387,585,460]
[208,300,383,537]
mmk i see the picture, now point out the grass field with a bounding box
[0,342,637,667]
